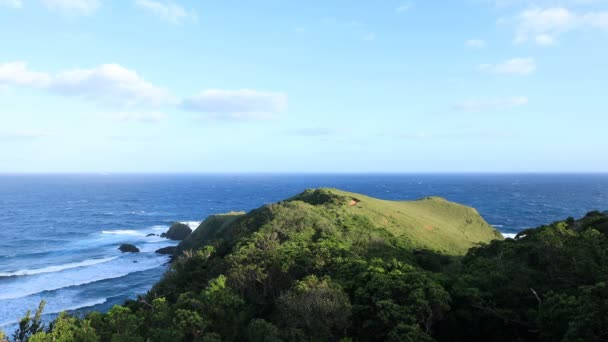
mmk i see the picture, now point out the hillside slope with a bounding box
[180,188,502,256]
[10,192,608,342]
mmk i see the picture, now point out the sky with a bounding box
[0,0,607,173]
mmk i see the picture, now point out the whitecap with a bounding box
[0,254,167,301]
[101,230,143,236]
[502,233,518,239]
[0,257,117,277]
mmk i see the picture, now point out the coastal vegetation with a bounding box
[3,189,608,341]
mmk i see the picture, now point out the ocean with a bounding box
[1,174,608,329]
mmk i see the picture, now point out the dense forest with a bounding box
[3,189,608,341]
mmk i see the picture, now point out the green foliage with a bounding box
[275,275,351,341]
[13,300,46,342]
[436,212,608,341]
[28,312,99,342]
[8,190,608,342]
[246,319,282,342]
[350,259,450,340]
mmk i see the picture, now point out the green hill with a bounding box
[18,190,608,341]
[180,188,502,257]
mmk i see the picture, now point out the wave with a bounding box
[0,255,167,301]
[0,257,117,277]
[492,224,504,228]
[52,297,108,313]
[101,230,144,236]
[502,233,518,239]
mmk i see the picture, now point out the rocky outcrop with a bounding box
[118,244,140,253]
[161,222,192,241]
[155,246,178,255]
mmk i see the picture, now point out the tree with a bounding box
[13,300,46,342]
[276,275,351,341]
[28,312,99,342]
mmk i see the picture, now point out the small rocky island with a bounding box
[118,244,139,253]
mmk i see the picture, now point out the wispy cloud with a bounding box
[396,1,414,13]
[108,111,168,123]
[41,0,100,15]
[453,96,529,112]
[182,89,288,121]
[0,0,22,8]
[478,58,536,75]
[383,130,515,141]
[0,130,54,141]
[134,0,195,24]
[512,7,608,45]
[287,127,348,137]
[466,39,486,48]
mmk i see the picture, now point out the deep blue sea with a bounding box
[1,174,608,329]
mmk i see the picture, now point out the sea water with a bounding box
[1,174,608,328]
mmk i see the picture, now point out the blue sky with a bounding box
[1,0,607,173]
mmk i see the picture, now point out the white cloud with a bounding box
[0,0,22,8]
[396,2,413,13]
[108,111,167,122]
[0,62,51,87]
[134,0,194,24]
[535,33,556,45]
[0,61,174,106]
[487,0,607,7]
[1,61,287,122]
[182,89,288,120]
[514,7,608,45]
[466,39,486,48]
[41,0,100,15]
[51,64,174,106]
[478,58,536,75]
[453,96,529,112]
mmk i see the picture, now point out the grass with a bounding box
[180,188,502,256]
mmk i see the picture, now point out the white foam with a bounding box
[101,230,143,236]
[0,257,117,277]
[43,298,108,315]
[0,255,167,300]
[502,233,518,239]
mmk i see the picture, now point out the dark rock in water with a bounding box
[155,246,178,255]
[163,222,192,241]
[146,233,157,237]
[118,244,140,253]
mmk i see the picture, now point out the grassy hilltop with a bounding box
[8,189,608,342]
[180,188,502,256]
